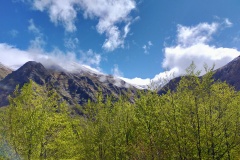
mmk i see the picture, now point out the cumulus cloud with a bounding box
[163,44,240,76]
[122,20,240,89]
[177,22,218,47]
[32,0,78,32]
[163,21,240,77]
[80,0,136,51]
[26,0,136,51]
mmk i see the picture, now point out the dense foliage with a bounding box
[1,66,240,159]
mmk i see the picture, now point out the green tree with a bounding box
[162,63,240,159]
[134,90,169,159]
[2,80,79,160]
[80,93,137,160]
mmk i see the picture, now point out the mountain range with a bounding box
[0,61,137,107]
[1,56,240,108]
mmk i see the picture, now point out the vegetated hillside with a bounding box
[0,61,138,107]
[0,63,12,80]
[2,68,240,159]
[158,56,240,94]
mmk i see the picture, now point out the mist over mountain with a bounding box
[1,55,240,108]
[0,61,137,107]
[158,55,240,94]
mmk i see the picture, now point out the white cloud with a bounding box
[80,0,136,51]
[28,19,46,51]
[120,68,176,89]
[142,45,147,53]
[148,41,153,46]
[32,0,78,32]
[64,37,79,50]
[224,18,233,27]
[121,21,240,89]
[143,41,153,54]
[0,43,101,74]
[102,26,123,51]
[0,43,33,69]
[163,21,240,77]
[28,19,41,34]
[29,37,46,51]
[0,19,102,75]
[121,77,150,86]
[27,0,137,51]
[163,44,240,76]
[111,64,123,77]
[177,22,218,47]
[123,22,131,39]
[79,49,101,67]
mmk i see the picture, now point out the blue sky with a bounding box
[1,0,240,86]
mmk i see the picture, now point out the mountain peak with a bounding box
[0,61,138,107]
[20,61,45,71]
[5,61,51,86]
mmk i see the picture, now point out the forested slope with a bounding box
[1,66,240,159]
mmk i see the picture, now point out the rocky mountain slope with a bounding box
[0,61,137,107]
[158,56,240,94]
[0,63,12,80]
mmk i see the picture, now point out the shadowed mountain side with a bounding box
[0,61,138,107]
[212,56,240,90]
[158,56,240,94]
[157,77,182,95]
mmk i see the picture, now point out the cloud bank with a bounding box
[123,20,240,89]
[0,43,101,75]
[163,21,240,76]
[27,0,136,51]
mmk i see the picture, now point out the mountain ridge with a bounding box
[1,56,240,107]
[0,61,137,107]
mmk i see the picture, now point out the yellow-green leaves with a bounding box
[1,81,79,160]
